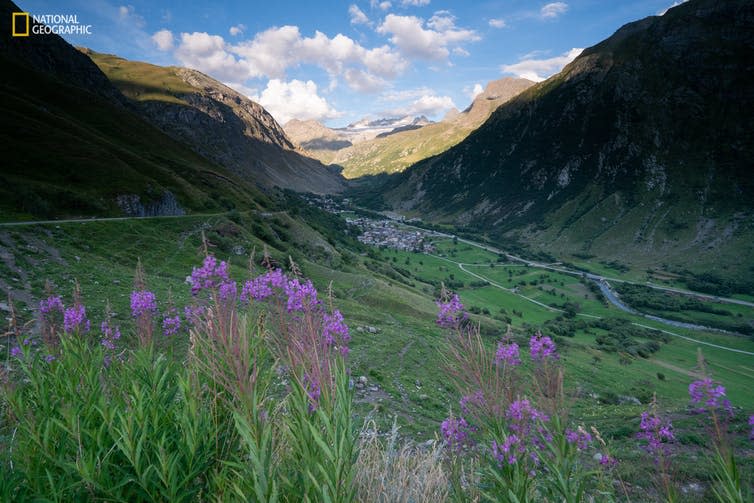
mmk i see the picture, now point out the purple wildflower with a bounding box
[10,346,22,358]
[241,275,273,302]
[599,453,618,468]
[688,378,732,414]
[184,305,205,326]
[495,341,521,366]
[162,315,181,337]
[189,255,230,295]
[284,278,319,312]
[749,415,754,440]
[636,410,674,460]
[303,373,321,413]
[435,294,467,328]
[39,295,64,315]
[218,281,237,302]
[44,354,56,363]
[441,415,474,451]
[459,390,485,416]
[491,435,521,465]
[565,427,592,451]
[130,290,157,318]
[100,321,121,351]
[322,309,349,346]
[64,304,90,334]
[529,332,558,361]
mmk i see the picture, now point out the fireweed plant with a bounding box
[687,353,751,503]
[436,286,616,503]
[0,254,357,502]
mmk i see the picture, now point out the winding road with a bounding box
[418,233,754,357]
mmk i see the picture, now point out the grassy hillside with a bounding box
[0,54,269,221]
[1,205,753,500]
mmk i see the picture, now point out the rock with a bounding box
[681,482,704,496]
[618,395,642,405]
[356,326,364,332]
[232,245,245,256]
[358,375,368,385]
[593,453,603,462]
[0,302,9,312]
[366,326,378,334]
[113,279,120,284]
[368,386,379,392]
[418,394,429,401]
[415,379,422,388]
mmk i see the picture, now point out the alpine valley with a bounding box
[1,0,754,501]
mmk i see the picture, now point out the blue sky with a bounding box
[17,0,687,127]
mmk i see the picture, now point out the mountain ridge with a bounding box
[85,50,345,194]
[375,0,754,277]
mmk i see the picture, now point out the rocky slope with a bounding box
[379,0,754,276]
[87,51,344,194]
[293,78,532,178]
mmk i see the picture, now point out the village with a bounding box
[346,217,436,253]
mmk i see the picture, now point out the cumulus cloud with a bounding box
[349,5,371,25]
[488,18,506,28]
[377,12,479,60]
[253,79,340,124]
[152,29,174,51]
[230,26,407,81]
[540,2,568,19]
[401,0,430,5]
[167,26,407,92]
[344,69,387,93]
[379,1,392,10]
[174,32,250,82]
[229,24,246,36]
[501,47,582,82]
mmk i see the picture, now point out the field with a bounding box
[1,208,753,500]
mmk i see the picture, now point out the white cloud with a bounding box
[229,26,407,80]
[540,2,568,19]
[388,94,455,118]
[253,79,340,124]
[466,83,483,101]
[380,86,433,102]
[401,0,430,5]
[229,24,246,36]
[349,5,371,25]
[488,18,506,28]
[174,32,250,82]
[118,5,145,28]
[379,1,392,10]
[658,0,688,15]
[377,12,479,60]
[501,47,582,82]
[344,69,387,93]
[152,29,174,51]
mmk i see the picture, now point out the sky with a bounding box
[17,0,688,127]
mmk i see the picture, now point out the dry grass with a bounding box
[354,420,451,503]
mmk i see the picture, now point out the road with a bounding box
[401,223,754,308]
[0,212,227,227]
[428,252,754,357]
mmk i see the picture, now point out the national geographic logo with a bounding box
[12,12,93,37]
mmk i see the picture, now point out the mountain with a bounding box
[379,0,754,276]
[0,0,278,220]
[86,51,345,194]
[287,78,533,178]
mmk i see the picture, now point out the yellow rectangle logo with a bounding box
[12,12,30,37]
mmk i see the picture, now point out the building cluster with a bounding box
[347,217,435,252]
